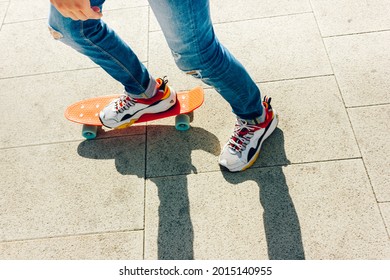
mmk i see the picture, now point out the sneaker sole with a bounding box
[116,118,138,130]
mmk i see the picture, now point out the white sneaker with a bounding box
[219,96,278,172]
[99,77,176,128]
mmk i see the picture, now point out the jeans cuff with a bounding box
[239,103,266,124]
[126,76,157,99]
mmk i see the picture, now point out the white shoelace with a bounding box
[114,95,136,113]
[228,119,259,153]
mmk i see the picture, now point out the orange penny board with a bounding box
[65,86,204,126]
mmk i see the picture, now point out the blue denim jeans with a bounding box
[48,0,263,120]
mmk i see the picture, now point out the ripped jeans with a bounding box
[48,0,263,119]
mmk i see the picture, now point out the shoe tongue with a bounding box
[244,119,258,125]
[237,128,249,137]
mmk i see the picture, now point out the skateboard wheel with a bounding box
[175,114,191,131]
[82,124,98,139]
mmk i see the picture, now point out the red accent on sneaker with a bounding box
[258,102,275,128]
[133,78,169,105]
[228,98,275,152]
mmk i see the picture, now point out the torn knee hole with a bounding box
[186,70,202,79]
[48,26,64,40]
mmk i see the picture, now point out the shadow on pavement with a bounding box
[77,125,220,260]
[222,128,305,260]
[76,125,304,259]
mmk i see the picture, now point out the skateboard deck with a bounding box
[65,86,204,139]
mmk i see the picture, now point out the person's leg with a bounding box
[149,0,277,172]
[148,0,263,121]
[48,0,177,128]
[48,0,157,97]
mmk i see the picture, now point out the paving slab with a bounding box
[379,203,390,237]
[149,0,312,31]
[102,6,149,62]
[0,2,7,27]
[3,3,149,64]
[324,31,390,107]
[145,159,390,260]
[147,30,202,91]
[210,0,312,23]
[146,76,360,178]
[146,89,230,178]
[214,13,332,82]
[4,0,48,23]
[0,137,145,242]
[348,105,390,202]
[0,68,144,149]
[148,13,332,91]
[256,76,361,166]
[0,231,143,259]
[3,0,149,23]
[1,0,389,262]
[0,10,148,78]
[0,19,94,78]
[311,0,390,37]
[104,0,148,10]
[288,160,390,259]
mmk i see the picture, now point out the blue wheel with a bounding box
[82,124,98,139]
[175,114,191,131]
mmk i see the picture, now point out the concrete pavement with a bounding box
[0,0,389,259]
